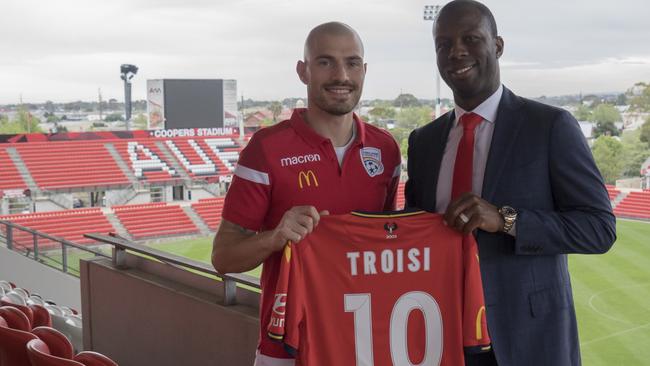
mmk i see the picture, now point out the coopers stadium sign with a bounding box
[150,128,235,138]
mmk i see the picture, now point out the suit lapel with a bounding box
[425,112,454,210]
[482,88,524,202]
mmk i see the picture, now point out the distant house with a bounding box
[244,108,293,130]
[578,121,594,141]
[641,156,650,189]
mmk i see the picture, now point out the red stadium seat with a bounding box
[1,296,34,328]
[26,338,84,366]
[31,304,53,328]
[0,306,38,366]
[73,352,118,366]
[31,326,75,359]
[0,306,31,331]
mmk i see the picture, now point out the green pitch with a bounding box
[570,219,650,365]
[152,219,650,365]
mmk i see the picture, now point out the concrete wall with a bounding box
[186,186,216,201]
[35,199,67,212]
[0,246,81,310]
[80,254,259,366]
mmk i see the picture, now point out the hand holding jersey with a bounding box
[444,192,503,235]
[271,206,330,249]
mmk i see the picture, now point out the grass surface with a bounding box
[570,219,650,365]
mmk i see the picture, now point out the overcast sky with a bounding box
[1,0,649,104]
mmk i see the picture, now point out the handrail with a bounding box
[0,220,109,258]
[84,233,260,305]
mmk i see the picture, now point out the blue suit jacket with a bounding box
[405,87,616,366]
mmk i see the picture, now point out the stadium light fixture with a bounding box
[423,5,442,118]
[120,64,139,130]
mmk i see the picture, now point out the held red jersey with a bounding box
[268,211,491,366]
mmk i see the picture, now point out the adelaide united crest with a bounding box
[360,147,384,177]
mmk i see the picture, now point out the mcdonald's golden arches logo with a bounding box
[475,306,486,340]
[298,170,319,189]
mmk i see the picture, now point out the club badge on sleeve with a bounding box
[360,147,384,177]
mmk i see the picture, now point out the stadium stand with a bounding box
[113,203,198,239]
[13,141,130,190]
[165,139,218,178]
[190,197,225,230]
[396,182,406,209]
[2,132,243,193]
[606,184,621,201]
[0,147,27,191]
[0,208,114,247]
[614,191,650,219]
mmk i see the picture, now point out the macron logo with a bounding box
[280,153,321,167]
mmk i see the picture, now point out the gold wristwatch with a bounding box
[498,206,517,233]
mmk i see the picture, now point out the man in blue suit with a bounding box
[405,1,616,365]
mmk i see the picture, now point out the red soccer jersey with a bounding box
[268,211,491,366]
[222,109,401,358]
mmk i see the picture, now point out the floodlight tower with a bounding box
[423,5,442,118]
[120,64,139,130]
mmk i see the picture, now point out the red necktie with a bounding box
[451,112,483,201]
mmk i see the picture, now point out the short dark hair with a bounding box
[438,0,498,36]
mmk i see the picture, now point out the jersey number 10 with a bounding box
[344,291,443,366]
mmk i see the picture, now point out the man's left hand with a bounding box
[444,193,504,234]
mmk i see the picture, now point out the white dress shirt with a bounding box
[435,84,503,214]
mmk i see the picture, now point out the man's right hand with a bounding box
[270,206,329,252]
[212,206,329,274]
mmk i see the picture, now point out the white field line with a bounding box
[581,322,650,347]
[587,283,650,325]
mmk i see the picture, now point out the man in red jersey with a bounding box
[212,22,401,366]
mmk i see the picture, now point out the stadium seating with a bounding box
[72,351,118,366]
[14,141,130,190]
[0,281,13,293]
[27,338,84,366]
[614,191,650,219]
[1,294,35,326]
[27,326,119,366]
[0,147,27,191]
[191,197,225,230]
[113,203,198,239]
[165,139,218,178]
[0,208,114,247]
[2,132,247,192]
[396,182,406,209]
[605,184,621,201]
[31,305,53,329]
[31,326,75,359]
[112,140,181,183]
[0,306,38,366]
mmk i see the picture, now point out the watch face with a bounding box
[501,206,516,217]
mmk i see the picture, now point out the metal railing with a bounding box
[0,220,111,275]
[84,233,260,306]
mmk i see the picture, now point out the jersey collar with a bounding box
[289,108,367,148]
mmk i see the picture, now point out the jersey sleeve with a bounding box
[221,134,272,231]
[462,234,492,354]
[266,242,304,355]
